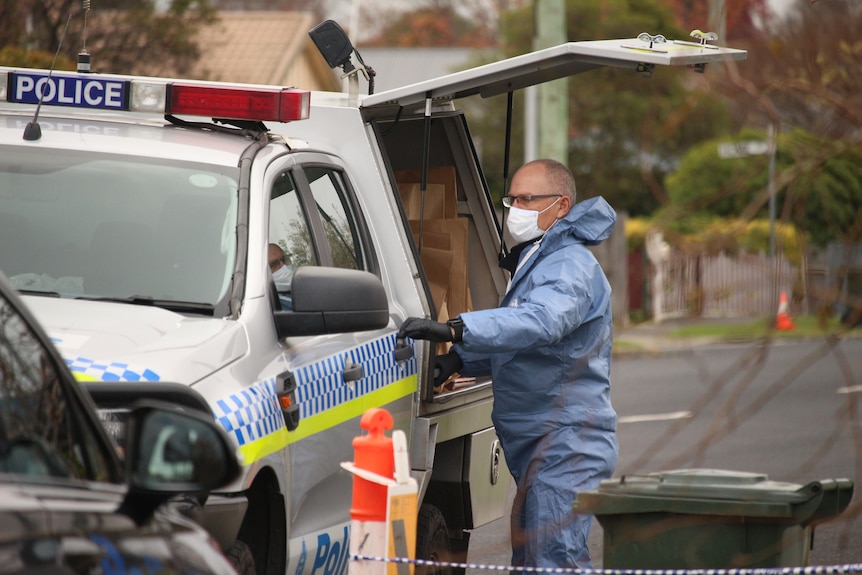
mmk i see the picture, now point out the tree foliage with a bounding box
[681,0,862,247]
[0,0,217,75]
[663,0,771,41]
[468,0,734,216]
[360,5,495,48]
[664,128,862,247]
[720,0,862,141]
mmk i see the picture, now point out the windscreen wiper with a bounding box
[18,290,62,298]
[75,295,215,315]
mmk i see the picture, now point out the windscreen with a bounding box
[0,147,239,309]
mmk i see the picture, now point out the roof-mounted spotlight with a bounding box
[309,20,376,96]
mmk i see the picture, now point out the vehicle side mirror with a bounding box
[274,267,389,338]
[119,401,241,524]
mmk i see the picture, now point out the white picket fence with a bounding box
[652,251,798,321]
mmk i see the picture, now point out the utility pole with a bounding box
[532,0,567,163]
[708,0,726,41]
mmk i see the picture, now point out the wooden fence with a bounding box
[652,251,799,321]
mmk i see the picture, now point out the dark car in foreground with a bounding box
[0,270,241,574]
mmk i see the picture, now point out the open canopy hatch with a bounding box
[361,36,747,111]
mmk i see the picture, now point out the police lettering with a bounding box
[310,526,350,575]
[11,73,127,110]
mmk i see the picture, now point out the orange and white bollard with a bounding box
[342,408,417,575]
[776,291,795,331]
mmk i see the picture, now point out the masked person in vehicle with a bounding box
[398,159,618,571]
[268,243,296,311]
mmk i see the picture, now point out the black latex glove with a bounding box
[434,350,464,386]
[398,317,452,342]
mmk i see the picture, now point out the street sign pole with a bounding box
[767,123,777,262]
[718,127,780,320]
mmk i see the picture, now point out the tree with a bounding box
[0,0,217,76]
[664,128,862,247]
[208,0,325,21]
[719,0,862,141]
[350,0,525,46]
[691,0,862,246]
[663,0,771,41]
[360,5,495,48]
[468,0,735,216]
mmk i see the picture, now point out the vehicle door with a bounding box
[267,152,415,575]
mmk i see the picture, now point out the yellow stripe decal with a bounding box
[285,374,417,444]
[236,374,416,463]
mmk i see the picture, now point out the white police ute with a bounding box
[0,23,746,575]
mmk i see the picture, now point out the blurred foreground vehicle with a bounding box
[0,270,241,574]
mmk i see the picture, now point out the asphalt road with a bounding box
[466,337,862,572]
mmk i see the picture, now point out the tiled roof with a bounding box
[190,11,340,91]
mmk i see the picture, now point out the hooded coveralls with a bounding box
[453,196,619,570]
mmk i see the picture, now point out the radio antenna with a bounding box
[23,12,73,141]
[78,0,91,73]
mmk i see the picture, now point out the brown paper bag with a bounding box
[395,166,458,218]
[398,183,447,220]
[410,219,469,319]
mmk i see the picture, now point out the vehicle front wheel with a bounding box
[415,505,452,575]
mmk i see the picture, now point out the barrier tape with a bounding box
[350,554,862,575]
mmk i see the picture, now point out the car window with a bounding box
[0,292,115,481]
[0,147,239,307]
[269,172,317,268]
[305,167,365,271]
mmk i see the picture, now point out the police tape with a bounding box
[350,554,862,575]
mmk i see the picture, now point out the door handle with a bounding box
[393,338,414,362]
[343,361,364,383]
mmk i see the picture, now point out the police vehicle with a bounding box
[0,22,746,575]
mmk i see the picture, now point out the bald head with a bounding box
[508,159,575,232]
[515,159,576,202]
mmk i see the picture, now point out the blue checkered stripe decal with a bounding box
[294,333,416,419]
[66,357,161,382]
[214,377,283,447]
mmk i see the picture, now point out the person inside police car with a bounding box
[398,159,618,571]
[268,243,295,311]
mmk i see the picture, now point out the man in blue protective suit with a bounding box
[398,159,618,571]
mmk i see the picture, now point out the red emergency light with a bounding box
[167,84,310,123]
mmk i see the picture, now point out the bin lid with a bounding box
[575,469,853,521]
[599,469,811,503]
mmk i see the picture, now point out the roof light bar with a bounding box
[168,84,310,122]
[2,68,310,123]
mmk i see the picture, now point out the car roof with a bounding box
[0,106,257,166]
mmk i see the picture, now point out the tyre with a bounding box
[415,505,453,575]
[236,476,287,575]
[227,540,257,575]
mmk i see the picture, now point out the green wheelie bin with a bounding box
[574,468,853,569]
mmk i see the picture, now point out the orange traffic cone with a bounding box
[776,291,795,331]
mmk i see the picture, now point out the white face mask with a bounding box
[505,197,561,244]
[272,263,294,290]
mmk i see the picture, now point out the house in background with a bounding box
[189,12,479,95]
[189,11,340,91]
[350,47,476,94]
